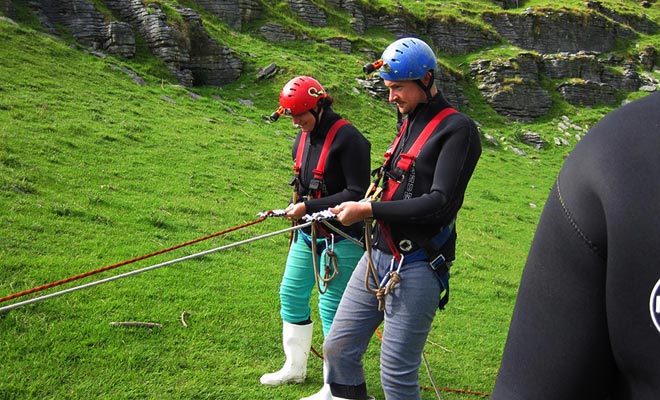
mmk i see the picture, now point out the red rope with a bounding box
[420,385,491,397]
[311,345,324,360]
[0,217,267,304]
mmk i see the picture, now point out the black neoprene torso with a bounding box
[371,92,482,259]
[492,92,660,399]
[291,107,371,235]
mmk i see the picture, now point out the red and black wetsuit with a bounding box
[291,107,370,237]
[372,93,482,261]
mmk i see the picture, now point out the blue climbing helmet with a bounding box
[378,37,437,81]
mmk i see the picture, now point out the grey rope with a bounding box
[0,221,312,314]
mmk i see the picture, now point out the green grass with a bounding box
[1,0,658,397]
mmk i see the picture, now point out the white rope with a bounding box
[0,221,312,314]
[257,209,287,218]
[302,209,337,222]
[422,351,444,400]
[260,208,363,247]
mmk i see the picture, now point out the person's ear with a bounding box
[421,71,434,86]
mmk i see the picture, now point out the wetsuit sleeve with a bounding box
[371,115,480,226]
[304,124,371,213]
[491,179,614,399]
[492,115,616,398]
[494,92,660,398]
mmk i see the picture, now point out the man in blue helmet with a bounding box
[300,37,482,400]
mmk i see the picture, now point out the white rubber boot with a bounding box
[300,362,374,400]
[300,362,330,400]
[300,388,374,400]
[300,384,332,400]
[260,321,313,386]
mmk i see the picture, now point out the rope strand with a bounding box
[0,217,268,305]
[0,220,312,313]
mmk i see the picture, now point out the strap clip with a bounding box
[385,168,404,183]
[429,253,446,271]
[289,176,298,186]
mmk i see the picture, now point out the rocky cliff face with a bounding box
[6,0,658,120]
[0,0,13,17]
[470,54,552,122]
[427,16,500,55]
[31,0,106,49]
[25,0,244,87]
[482,8,638,54]
[194,0,262,30]
[106,0,243,86]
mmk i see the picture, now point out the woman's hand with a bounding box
[285,202,307,220]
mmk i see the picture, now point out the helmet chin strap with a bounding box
[394,71,435,127]
[414,70,435,102]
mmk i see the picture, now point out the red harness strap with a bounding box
[377,107,457,261]
[381,107,457,201]
[293,119,349,199]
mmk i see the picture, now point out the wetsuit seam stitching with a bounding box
[556,176,600,255]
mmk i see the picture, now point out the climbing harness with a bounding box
[361,107,458,310]
[290,116,361,292]
[356,105,468,398]
[292,119,348,200]
[380,107,457,202]
[288,117,353,253]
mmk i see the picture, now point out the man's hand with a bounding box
[330,201,373,226]
[285,202,307,220]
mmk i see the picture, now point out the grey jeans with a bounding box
[323,248,444,400]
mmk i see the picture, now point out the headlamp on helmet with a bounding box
[363,37,437,81]
[270,76,327,122]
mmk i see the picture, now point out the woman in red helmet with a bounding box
[260,76,371,387]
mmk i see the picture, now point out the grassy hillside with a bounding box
[1,0,658,398]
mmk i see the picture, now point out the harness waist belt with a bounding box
[299,230,348,254]
[397,220,455,267]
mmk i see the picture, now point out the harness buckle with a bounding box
[309,178,321,191]
[398,239,413,252]
[385,168,405,183]
[429,253,446,271]
[289,176,298,186]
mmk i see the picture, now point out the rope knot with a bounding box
[376,289,386,311]
[383,272,400,295]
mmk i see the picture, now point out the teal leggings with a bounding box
[280,231,363,337]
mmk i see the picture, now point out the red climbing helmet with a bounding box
[270,76,327,121]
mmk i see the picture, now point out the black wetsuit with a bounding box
[321,91,481,400]
[372,92,482,261]
[492,92,660,399]
[291,107,371,235]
